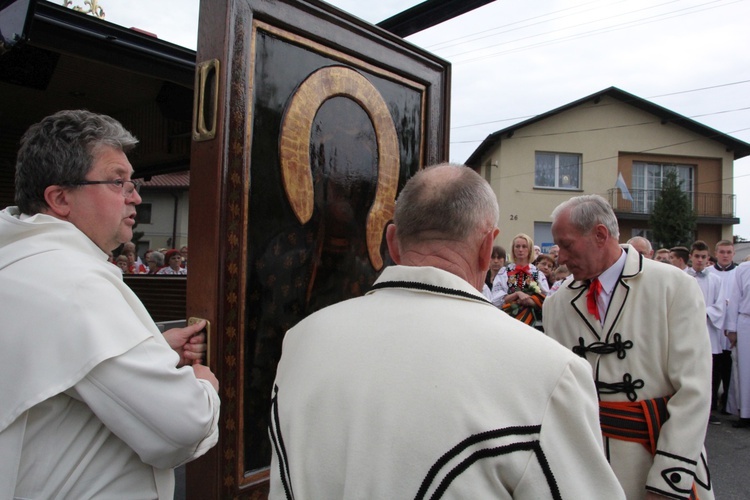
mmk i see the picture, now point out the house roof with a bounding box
[376,0,495,37]
[0,0,197,179]
[464,86,750,168]
[140,171,190,189]
[1,0,196,119]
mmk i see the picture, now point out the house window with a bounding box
[632,162,693,213]
[632,228,654,242]
[534,222,554,253]
[137,240,150,259]
[135,203,152,224]
[535,152,581,189]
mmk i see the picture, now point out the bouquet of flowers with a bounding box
[501,267,545,326]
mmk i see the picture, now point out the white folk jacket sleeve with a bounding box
[519,356,623,498]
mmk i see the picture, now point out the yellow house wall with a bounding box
[479,95,736,248]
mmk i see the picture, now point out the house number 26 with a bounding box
[509,214,518,220]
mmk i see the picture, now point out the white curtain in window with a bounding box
[535,153,555,187]
[559,154,580,188]
[632,162,694,213]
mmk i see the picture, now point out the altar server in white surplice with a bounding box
[725,261,750,428]
[706,239,738,414]
[687,240,726,424]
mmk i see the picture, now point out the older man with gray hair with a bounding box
[269,164,623,499]
[544,194,713,500]
[627,235,654,259]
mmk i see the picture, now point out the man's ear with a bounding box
[594,223,610,246]
[478,227,499,271]
[43,185,72,218]
[386,223,401,264]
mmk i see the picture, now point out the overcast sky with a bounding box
[91,0,750,238]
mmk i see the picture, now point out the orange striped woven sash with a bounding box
[599,396,670,455]
[600,396,701,500]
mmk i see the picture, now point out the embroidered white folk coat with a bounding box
[270,265,624,499]
[544,245,713,500]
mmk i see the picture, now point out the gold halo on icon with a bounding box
[279,65,399,270]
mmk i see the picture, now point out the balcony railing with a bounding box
[607,189,736,218]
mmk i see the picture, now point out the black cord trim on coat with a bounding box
[645,485,689,500]
[596,373,644,402]
[371,280,491,304]
[655,449,698,466]
[696,451,712,490]
[572,333,633,360]
[414,426,547,500]
[660,467,696,494]
[569,287,601,340]
[269,385,295,500]
[419,440,561,500]
[620,246,643,279]
[604,434,611,461]
[531,441,563,500]
[564,257,634,342]
[602,279,630,338]
[650,451,712,498]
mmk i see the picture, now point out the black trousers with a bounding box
[712,350,732,411]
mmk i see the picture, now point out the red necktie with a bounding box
[587,278,602,321]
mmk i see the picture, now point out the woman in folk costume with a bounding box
[493,233,549,326]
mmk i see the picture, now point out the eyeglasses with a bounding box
[65,179,142,197]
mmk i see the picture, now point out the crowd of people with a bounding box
[110,242,188,275]
[6,108,747,499]
[482,228,750,434]
[269,164,625,498]
[452,199,750,498]
[270,175,722,499]
[481,237,568,330]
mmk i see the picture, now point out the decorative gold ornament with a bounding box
[279,65,399,271]
[63,0,105,19]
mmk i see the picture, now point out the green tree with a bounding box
[650,169,696,248]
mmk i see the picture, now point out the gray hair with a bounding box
[394,163,499,246]
[150,251,165,267]
[551,194,620,239]
[15,109,138,214]
[627,236,652,253]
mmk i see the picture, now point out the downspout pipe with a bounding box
[171,191,179,249]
